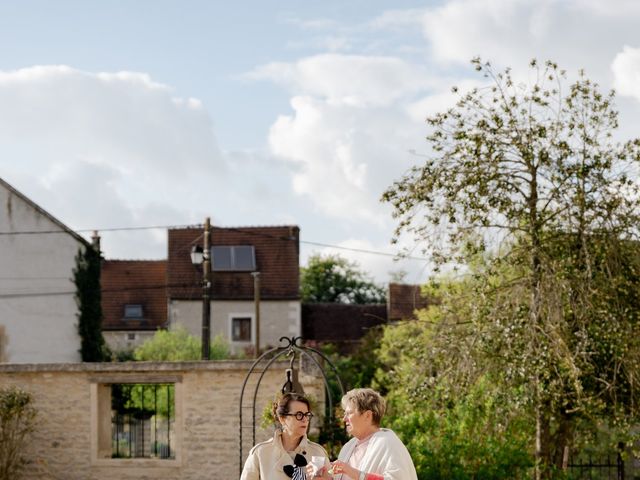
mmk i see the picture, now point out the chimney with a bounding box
[91,230,101,253]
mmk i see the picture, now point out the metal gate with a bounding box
[568,452,625,480]
[238,336,345,477]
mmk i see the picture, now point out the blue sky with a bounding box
[2,0,640,284]
[0,0,430,148]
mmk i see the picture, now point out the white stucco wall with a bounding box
[168,299,301,354]
[0,184,84,362]
[103,330,156,353]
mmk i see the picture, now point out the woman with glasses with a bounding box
[241,392,328,480]
[310,388,417,480]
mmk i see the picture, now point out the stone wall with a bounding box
[0,359,325,480]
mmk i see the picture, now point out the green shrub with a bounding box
[386,378,533,480]
[133,325,230,361]
[0,386,38,480]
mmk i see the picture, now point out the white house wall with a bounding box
[102,330,156,354]
[169,299,301,354]
[0,185,83,362]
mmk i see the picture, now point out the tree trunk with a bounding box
[551,413,573,471]
[535,401,542,480]
[539,406,552,479]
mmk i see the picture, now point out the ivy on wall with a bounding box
[73,244,107,362]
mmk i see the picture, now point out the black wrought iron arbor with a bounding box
[238,336,345,476]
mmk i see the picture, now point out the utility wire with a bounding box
[0,279,429,308]
[0,223,429,261]
[0,282,193,299]
[0,224,199,235]
[300,240,427,261]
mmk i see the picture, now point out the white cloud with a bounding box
[612,45,640,101]
[419,0,640,85]
[370,8,427,30]
[247,53,434,107]
[300,235,432,286]
[248,52,434,229]
[268,94,424,225]
[423,0,561,65]
[406,78,482,123]
[0,65,302,260]
[572,0,640,17]
[280,15,339,30]
[248,0,640,283]
[0,65,222,179]
[9,1,640,285]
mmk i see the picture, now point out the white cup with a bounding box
[311,456,326,477]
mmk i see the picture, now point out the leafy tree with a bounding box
[111,383,174,422]
[382,59,640,477]
[376,271,543,478]
[0,386,37,480]
[301,253,385,304]
[323,327,384,392]
[74,244,107,362]
[133,325,230,361]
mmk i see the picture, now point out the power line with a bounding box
[300,240,428,261]
[0,279,431,307]
[0,224,199,235]
[0,282,193,299]
[0,223,430,261]
[0,284,429,308]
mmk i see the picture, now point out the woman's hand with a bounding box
[328,460,359,479]
[306,463,330,479]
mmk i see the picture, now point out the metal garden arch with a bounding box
[238,336,345,476]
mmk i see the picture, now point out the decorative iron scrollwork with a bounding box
[239,335,345,477]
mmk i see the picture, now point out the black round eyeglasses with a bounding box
[284,411,314,421]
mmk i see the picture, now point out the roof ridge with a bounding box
[169,224,299,230]
[103,258,167,263]
[0,176,90,247]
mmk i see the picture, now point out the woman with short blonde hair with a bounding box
[310,388,417,480]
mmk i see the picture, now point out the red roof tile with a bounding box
[101,260,167,331]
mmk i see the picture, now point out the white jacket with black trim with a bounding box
[240,430,328,480]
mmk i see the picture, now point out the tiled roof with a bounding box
[387,283,432,321]
[302,303,388,343]
[101,260,167,331]
[167,225,300,300]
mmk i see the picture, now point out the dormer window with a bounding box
[124,304,143,320]
[212,246,256,271]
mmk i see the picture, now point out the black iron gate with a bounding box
[568,452,625,480]
[238,336,345,477]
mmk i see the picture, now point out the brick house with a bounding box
[167,225,301,355]
[101,260,167,352]
[101,225,301,355]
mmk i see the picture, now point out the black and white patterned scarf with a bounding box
[283,452,307,480]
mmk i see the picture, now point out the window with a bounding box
[231,317,252,342]
[92,376,182,467]
[212,246,256,271]
[124,304,144,319]
[126,333,137,341]
[110,383,175,459]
